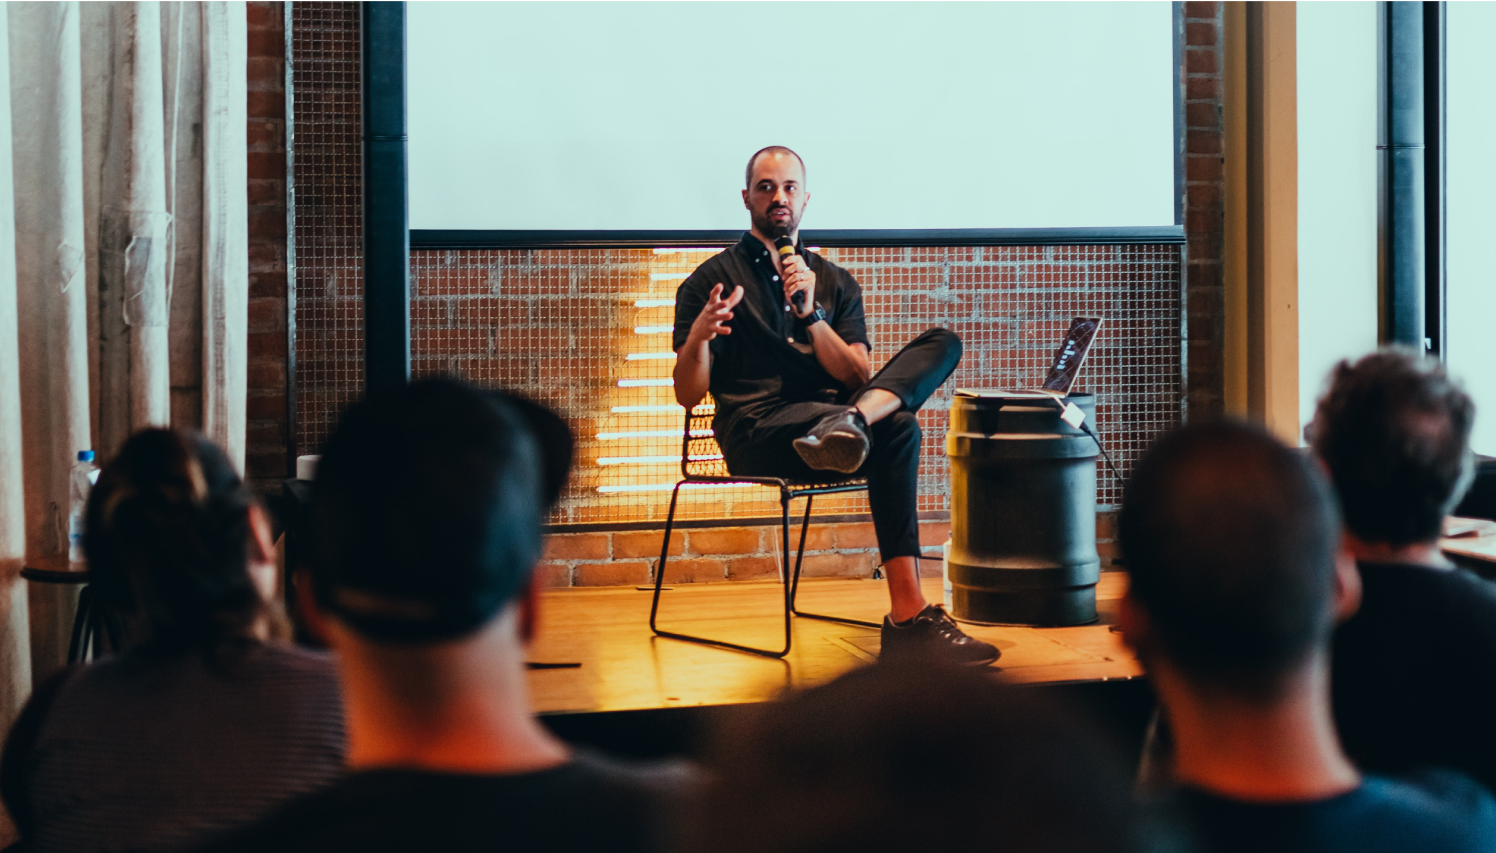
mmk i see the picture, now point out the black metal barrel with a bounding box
[945,392,1099,626]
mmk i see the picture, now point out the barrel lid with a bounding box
[953,389,1094,400]
[946,431,1100,460]
[955,389,1058,400]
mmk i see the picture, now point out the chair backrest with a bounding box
[682,394,730,478]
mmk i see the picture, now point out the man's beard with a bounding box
[753,204,799,239]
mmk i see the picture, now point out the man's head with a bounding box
[691,662,1168,853]
[1119,420,1342,697]
[1307,347,1475,548]
[309,378,572,644]
[742,145,808,240]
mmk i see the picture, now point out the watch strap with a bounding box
[797,303,829,329]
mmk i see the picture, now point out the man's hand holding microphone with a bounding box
[774,237,818,320]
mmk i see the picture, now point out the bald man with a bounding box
[672,146,995,665]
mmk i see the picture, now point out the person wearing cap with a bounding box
[672,146,995,665]
[199,378,690,853]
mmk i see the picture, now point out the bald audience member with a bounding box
[198,379,688,852]
[1307,348,1496,789]
[1120,421,1496,853]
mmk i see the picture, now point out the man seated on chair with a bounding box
[671,146,996,666]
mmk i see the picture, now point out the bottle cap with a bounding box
[77,450,94,462]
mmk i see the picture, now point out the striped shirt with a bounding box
[4,642,346,853]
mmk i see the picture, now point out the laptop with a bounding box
[953,316,1103,427]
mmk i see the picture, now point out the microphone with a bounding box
[774,236,807,310]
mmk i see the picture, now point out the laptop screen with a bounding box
[1040,317,1103,395]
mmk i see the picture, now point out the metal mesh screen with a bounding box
[289,2,363,456]
[410,245,1183,525]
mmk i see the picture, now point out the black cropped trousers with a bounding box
[720,328,963,562]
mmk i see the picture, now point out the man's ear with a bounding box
[518,571,543,646]
[1333,536,1364,625]
[247,503,276,565]
[741,187,750,209]
[294,569,332,649]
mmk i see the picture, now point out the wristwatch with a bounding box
[796,303,829,329]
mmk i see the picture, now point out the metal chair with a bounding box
[649,395,875,658]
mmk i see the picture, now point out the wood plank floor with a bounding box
[527,573,1141,715]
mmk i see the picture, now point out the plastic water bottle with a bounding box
[68,450,98,570]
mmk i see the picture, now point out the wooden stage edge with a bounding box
[527,573,1141,716]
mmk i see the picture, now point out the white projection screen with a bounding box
[407,2,1179,237]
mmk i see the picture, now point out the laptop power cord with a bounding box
[1053,399,1125,490]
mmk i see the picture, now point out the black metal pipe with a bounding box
[1381,1,1426,349]
[362,1,410,390]
[1423,1,1446,359]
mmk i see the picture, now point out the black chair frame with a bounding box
[19,567,125,663]
[648,398,878,658]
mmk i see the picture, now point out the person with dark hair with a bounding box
[1306,348,1496,789]
[0,429,345,853]
[688,662,1180,853]
[198,378,687,853]
[1120,420,1496,853]
[673,146,994,664]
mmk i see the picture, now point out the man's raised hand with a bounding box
[689,283,744,344]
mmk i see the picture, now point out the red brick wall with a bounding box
[537,520,950,588]
[247,1,290,489]
[536,515,1120,588]
[1184,1,1226,418]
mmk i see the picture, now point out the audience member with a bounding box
[1307,347,1496,789]
[199,378,688,853]
[0,429,345,853]
[1119,420,1496,853]
[687,661,1182,853]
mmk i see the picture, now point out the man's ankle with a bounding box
[888,603,928,624]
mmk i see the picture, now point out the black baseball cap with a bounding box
[309,378,573,643]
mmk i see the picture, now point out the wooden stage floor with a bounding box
[527,573,1141,716]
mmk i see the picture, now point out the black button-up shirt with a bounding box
[673,232,869,445]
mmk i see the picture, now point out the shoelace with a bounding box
[920,607,973,645]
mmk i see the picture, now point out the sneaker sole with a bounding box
[879,648,1001,667]
[962,650,1001,667]
[793,432,869,474]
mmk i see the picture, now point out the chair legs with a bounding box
[67,585,93,663]
[788,495,883,630]
[65,585,126,664]
[649,482,794,658]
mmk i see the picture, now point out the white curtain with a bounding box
[0,1,248,809]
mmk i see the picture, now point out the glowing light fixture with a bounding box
[652,247,722,255]
[597,482,757,493]
[596,455,680,466]
[610,404,688,413]
[649,273,689,281]
[633,325,673,335]
[633,298,674,308]
[617,378,673,388]
[597,428,712,440]
[595,453,720,466]
[625,352,676,360]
